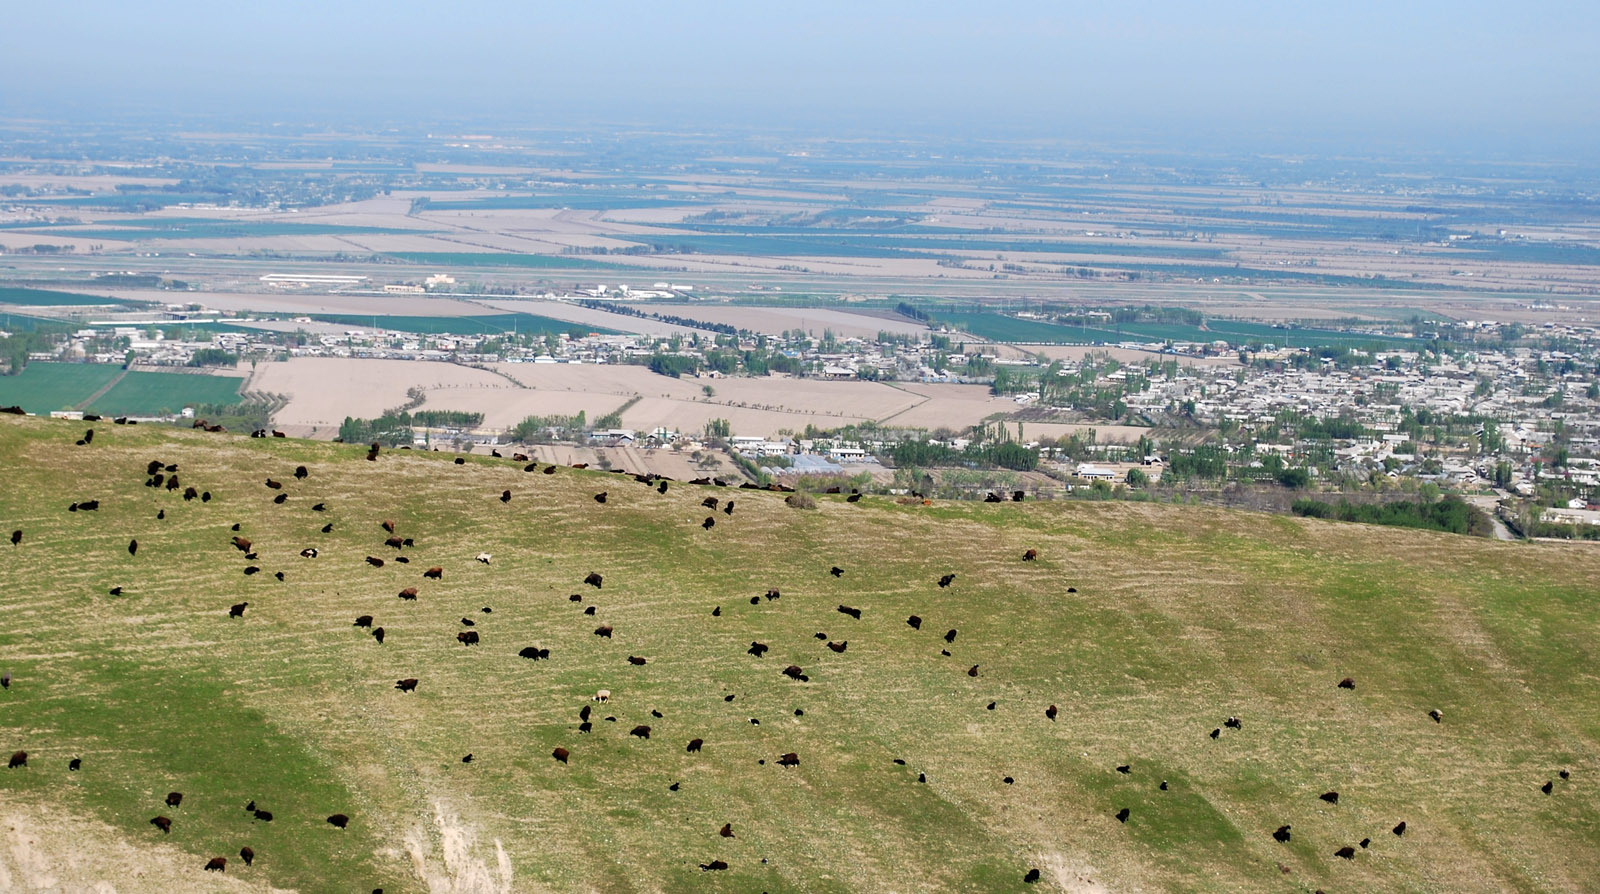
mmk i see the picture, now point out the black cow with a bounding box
[7,750,24,769]
[702,517,715,530]
[1273,825,1291,842]
[829,566,844,577]
[837,605,861,619]
[229,602,248,618]
[585,572,603,588]
[327,813,350,829]
[777,752,799,767]
[1046,705,1057,720]
[628,656,647,666]
[782,665,808,682]
[944,629,958,643]
[630,725,651,739]
[372,627,385,644]
[395,678,418,692]
[938,573,956,588]
[907,615,921,629]
[1338,677,1355,689]
[353,615,373,628]
[1320,791,1340,804]
[240,846,254,866]
[518,647,550,660]
[457,631,479,645]
[687,738,703,753]
[295,465,308,479]
[747,642,768,657]
[593,492,607,504]
[151,816,172,833]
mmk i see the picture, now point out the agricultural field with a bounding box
[0,416,1594,891]
[0,362,123,413]
[384,252,628,270]
[0,286,135,307]
[18,219,432,242]
[85,371,244,416]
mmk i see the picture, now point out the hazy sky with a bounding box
[4,1,1595,152]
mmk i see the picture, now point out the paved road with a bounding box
[1466,493,1516,541]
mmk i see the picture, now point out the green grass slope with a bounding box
[0,415,1596,893]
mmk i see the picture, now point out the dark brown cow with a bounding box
[395,678,418,692]
[584,572,603,588]
[353,615,373,628]
[944,629,958,644]
[594,625,613,638]
[1022,548,1037,561]
[703,497,719,509]
[7,750,24,769]
[968,665,979,677]
[593,492,607,503]
[1338,677,1355,689]
[630,725,651,739]
[846,493,862,503]
[327,813,350,829]
[366,556,385,567]
[782,665,808,682]
[265,479,282,490]
[687,738,703,753]
[272,493,288,504]
[243,566,260,576]
[628,656,647,666]
[1393,821,1407,836]
[229,602,248,618]
[1335,846,1356,860]
[372,627,385,644]
[398,587,418,600]
[777,752,799,767]
[9,530,19,546]
[240,846,254,866]
[747,642,768,657]
[764,588,780,601]
[719,823,734,838]
[518,646,549,660]
[827,641,847,653]
[423,566,443,579]
[837,605,861,619]
[543,465,556,475]
[1273,825,1291,842]
[702,517,715,530]
[457,631,479,645]
[166,791,183,807]
[552,747,569,764]
[1046,705,1058,721]
[204,857,226,872]
[183,486,198,500]
[151,816,172,833]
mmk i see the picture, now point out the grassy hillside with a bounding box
[0,415,1595,893]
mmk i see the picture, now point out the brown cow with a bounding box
[1334,846,1355,860]
[827,641,847,653]
[423,567,443,579]
[398,588,418,600]
[968,665,979,677]
[782,665,808,682]
[594,625,613,638]
[151,816,172,833]
[837,605,861,619]
[165,791,183,807]
[593,492,607,504]
[366,556,385,567]
[385,536,404,549]
[10,530,20,546]
[395,678,418,692]
[628,656,647,666]
[265,479,282,490]
[204,857,226,872]
[1022,548,1038,561]
[7,750,24,769]
[1338,677,1355,690]
[552,747,569,764]
[1046,705,1058,720]
[777,752,799,767]
[240,846,254,866]
[720,823,734,838]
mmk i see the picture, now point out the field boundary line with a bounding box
[73,368,127,410]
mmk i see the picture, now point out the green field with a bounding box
[310,312,620,336]
[938,311,1425,349]
[0,362,123,413]
[21,219,430,242]
[85,370,244,416]
[0,416,1595,891]
[385,251,629,270]
[0,286,136,307]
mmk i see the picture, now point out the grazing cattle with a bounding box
[372,628,385,644]
[157,510,165,520]
[723,501,734,516]
[301,548,319,558]
[1541,780,1553,795]
[202,492,211,502]
[1429,709,1443,723]
[240,846,254,866]
[1012,491,1025,502]
[295,465,308,479]
[764,588,780,601]
[968,665,979,677]
[1561,769,1570,779]
[938,574,956,588]
[585,572,603,588]
[353,615,373,628]
[658,480,669,494]
[83,414,101,422]
[81,500,100,511]
[630,725,651,739]
[457,631,479,645]
[274,571,285,582]
[423,567,443,579]
[204,857,226,872]
[151,816,172,833]
[1116,765,1130,775]
[398,588,418,600]
[837,605,861,619]
[1116,808,1130,823]
[518,647,550,660]
[543,465,556,475]
[109,587,122,596]
[985,493,1002,503]
[782,665,808,682]
[719,823,734,838]
[265,479,282,490]
[366,556,385,567]
[1273,825,1292,842]
[367,445,380,462]
[703,497,719,509]
[702,517,715,530]
[1160,781,1169,791]
[711,607,721,616]
[687,738,703,753]
[628,656,647,666]
[1338,677,1355,690]
[395,678,418,692]
[572,463,588,469]
[1210,728,1221,739]
[272,493,287,505]
[552,747,570,764]
[814,633,827,640]
[1393,821,1407,836]
[312,502,326,512]
[128,539,138,556]
[166,791,183,807]
[777,752,799,767]
[1360,838,1371,849]
[321,523,334,533]
[1022,548,1037,561]
[593,492,607,504]
[229,602,248,618]
[593,689,610,702]
[475,552,492,564]
[243,566,260,576]
[747,642,768,657]
[381,520,396,533]
[829,566,844,577]
[906,615,921,629]
[1335,846,1356,860]
[1024,868,1041,884]
[846,493,862,503]
[497,489,512,505]
[1046,705,1058,721]
[595,625,614,639]
[944,629,958,644]
[461,618,475,627]
[69,758,81,771]
[402,538,414,547]
[700,861,728,871]
[327,813,350,829]
[827,641,847,653]
[1224,717,1242,730]
[83,428,94,444]
[988,703,997,711]
[7,750,24,769]
[1320,791,1340,804]
[454,457,466,465]
[385,536,404,549]
[253,809,273,823]
[10,530,19,546]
